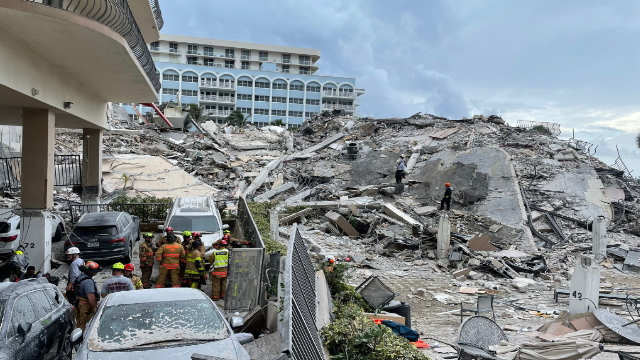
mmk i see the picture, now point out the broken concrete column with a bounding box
[270,210,279,241]
[437,214,450,259]
[82,128,103,206]
[591,216,607,261]
[569,255,600,314]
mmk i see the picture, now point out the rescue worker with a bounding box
[192,232,207,288]
[440,182,452,211]
[124,263,143,290]
[101,263,134,297]
[182,231,193,248]
[156,226,181,247]
[192,232,206,255]
[208,240,229,300]
[184,239,205,289]
[396,154,406,184]
[139,233,155,288]
[180,231,193,285]
[74,261,101,331]
[18,265,42,280]
[155,233,185,288]
[65,247,84,300]
[222,230,231,241]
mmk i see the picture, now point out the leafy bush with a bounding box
[246,201,287,255]
[109,194,173,221]
[325,263,373,312]
[272,119,285,127]
[531,125,553,136]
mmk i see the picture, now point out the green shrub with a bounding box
[109,194,173,221]
[246,201,287,255]
[531,125,553,136]
[272,119,285,127]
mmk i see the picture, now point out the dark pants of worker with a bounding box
[440,198,450,210]
[395,170,404,184]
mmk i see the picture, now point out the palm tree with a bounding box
[637,132,640,150]
[186,103,206,123]
[227,110,250,128]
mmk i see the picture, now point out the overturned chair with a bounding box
[456,316,508,360]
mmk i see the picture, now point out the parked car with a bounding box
[65,211,140,263]
[0,277,74,360]
[0,209,65,258]
[159,197,228,252]
[73,288,251,359]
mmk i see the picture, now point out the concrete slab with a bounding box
[540,169,612,220]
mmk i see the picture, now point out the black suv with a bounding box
[65,211,140,263]
[0,278,74,360]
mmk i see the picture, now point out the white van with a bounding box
[159,197,229,252]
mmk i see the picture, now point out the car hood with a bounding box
[82,336,249,360]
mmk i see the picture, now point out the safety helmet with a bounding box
[82,261,101,274]
[182,231,192,237]
[66,247,81,255]
[445,183,451,187]
[224,230,231,234]
[401,154,406,158]
[324,255,336,264]
[166,227,174,232]
[167,234,177,243]
[220,240,228,246]
[143,233,153,239]
[192,239,203,249]
[192,231,201,238]
[15,250,23,255]
[124,264,135,271]
[112,262,125,270]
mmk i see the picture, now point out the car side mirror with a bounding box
[158,225,164,231]
[70,328,83,344]
[17,323,31,338]
[222,224,229,230]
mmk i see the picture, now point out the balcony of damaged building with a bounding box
[0,0,163,274]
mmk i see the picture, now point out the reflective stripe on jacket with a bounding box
[212,249,229,268]
[185,249,204,274]
[155,243,185,267]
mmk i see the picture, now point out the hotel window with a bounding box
[306,99,320,105]
[288,111,303,117]
[203,46,214,56]
[255,95,269,102]
[272,109,287,116]
[299,67,310,75]
[238,80,253,87]
[204,58,214,66]
[305,112,318,118]
[225,49,235,58]
[182,89,198,97]
[306,85,320,92]
[187,57,198,64]
[289,97,303,104]
[242,50,251,60]
[254,108,269,115]
[162,74,179,81]
[282,54,291,63]
[187,45,198,55]
[282,65,290,73]
[289,84,304,91]
[272,97,286,103]
[150,41,159,51]
[182,75,198,83]
[255,81,270,89]
[238,107,252,114]
[272,83,287,90]
[241,61,250,69]
[259,51,268,61]
[225,60,235,68]
[237,94,252,100]
[299,55,310,65]
[162,88,179,95]
[169,43,178,53]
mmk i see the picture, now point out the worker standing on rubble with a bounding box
[101,263,134,297]
[184,239,204,289]
[440,183,452,211]
[74,261,101,331]
[157,226,181,247]
[139,233,155,288]
[155,234,185,288]
[396,154,407,184]
[124,264,143,290]
[208,240,229,300]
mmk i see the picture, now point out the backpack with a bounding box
[68,277,96,305]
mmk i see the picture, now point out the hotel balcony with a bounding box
[322,104,355,112]
[322,90,356,99]
[200,95,236,104]
[200,80,237,91]
[203,109,232,117]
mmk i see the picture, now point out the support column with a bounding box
[20,109,55,274]
[81,128,103,203]
[592,216,607,261]
[437,214,450,259]
[569,255,600,314]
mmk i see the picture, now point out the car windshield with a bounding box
[88,299,228,351]
[73,226,118,237]
[168,215,220,233]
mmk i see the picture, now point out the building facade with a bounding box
[121,34,364,127]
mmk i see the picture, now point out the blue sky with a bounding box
[158,0,640,175]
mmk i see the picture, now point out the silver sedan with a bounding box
[72,288,250,359]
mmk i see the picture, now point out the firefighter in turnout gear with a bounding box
[139,233,155,288]
[180,231,193,286]
[74,261,101,331]
[208,240,229,300]
[184,239,205,288]
[155,234,185,288]
[192,232,206,255]
[156,227,181,247]
[124,264,143,290]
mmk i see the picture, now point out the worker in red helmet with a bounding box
[440,183,452,211]
[124,263,143,290]
[157,226,181,248]
[74,261,102,331]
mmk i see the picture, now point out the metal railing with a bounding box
[612,145,637,183]
[199,95,236,103]
[69,202,172,223]
[24,0,162,92]
[281,223,325,360]
[149,0,163,30]
[322,90,356,98]
[203,109,232,117]
[321,104,355,111]
[199,80,236,90]
[516,120,561,136]
[0,155,82,191]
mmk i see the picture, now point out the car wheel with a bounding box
[123,241,133,263]
[61,333,72,360]
[52,224,64,242]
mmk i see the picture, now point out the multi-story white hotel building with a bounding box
[121,34,364,127]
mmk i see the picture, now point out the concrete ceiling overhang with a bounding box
[128,0,161,43]
[0,1,158,103]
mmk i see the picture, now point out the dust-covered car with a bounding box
[73,288,250,359]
